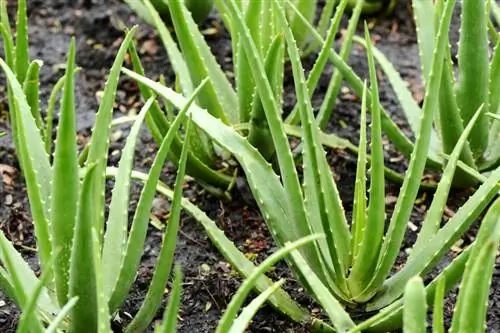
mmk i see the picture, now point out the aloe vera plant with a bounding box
[123,0,500,330]
[343,0,500,186]
[0,16,210,330]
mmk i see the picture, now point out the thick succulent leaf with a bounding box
[216,235,322,333]
[45,297,78,333]
[0,0,14,68]
[108,83,198,313]
[248,33,285,160]
[412,0,435,86]
[316,0,363,130]
[143,0,193,95]
[350,83,368,261]
[287,0,316,49]
[359,0,458,302]
[23,60,43,130]
[0,58,52,271]
[167,0,238,124]
[483,38,500,171]
[102,97,154,299]
[69,164,99,333]
[348,27,386,296]
[50,39,78,306]
[123,0,154,25]
[456,0,489,157]
[0,239,44,333]
[281,1,442,169]
[352,36,443,165]
[403,277,427,333]
[449,198,500,332]
[228,280,286,333]
[302,0,337,56]
[125,118,192,333]
[289,250,355,333]
[286,0,350,126]
[432,277,445,333]
[155,266,182,333]
[14,0,29,83]
[218,0,312,251]
[93,230,112,333]
[115,168,310,324]
[369,164,500,310]
[409,107,483,261]
[275,0,351,289]
[84,27,137,238]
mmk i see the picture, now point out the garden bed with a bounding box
[0,0,498,332]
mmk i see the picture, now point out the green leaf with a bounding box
[23,60,43,130]
[85,27,137,239]
[45,297,78,333]
[50,39,78,306]
[216,235,323,333]
[69,164,99,333]
[450,198,500,332]
[456,0,490,157]
[432,277,445,333]
[287,0,316,49]
[167,0,238,124]
[0,58,52,272]
[155,266,182,333]
[412,0,435,86]
[403,277,427,333]
[93,230,112,333]
[125,116,192,333]
[359,0,458,302]
[102,97,154,299]
[108,81,200,313]
[14,0,29,83]
[228,279,286,333]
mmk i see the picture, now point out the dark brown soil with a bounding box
[0,0,498,332]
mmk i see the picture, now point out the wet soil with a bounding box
[0,0,498,332]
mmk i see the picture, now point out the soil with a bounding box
[0,0,498,332]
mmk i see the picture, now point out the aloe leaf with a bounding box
[286,0,350,126]
[412,0,435,86]
[0,0,14,68]
[108,83,197,313]
[123,0,154,25]
[403,277,427,333]
[14,0,29,83]
[167,0,238,124]
[222,0,312,252]
[229,279,286,333]
[155,266,182,333]
[350,83,368,262]
[288,0,316,49]
[316,0,363,130]
[449,198,500,332]
[351,36,443,166]
[282,1,442,168]
[236,0,260,122]
[456,0,489,157]
[23,60,43,130]
[409,106,483,262]
[125,117,192,333]
[93,230,112,333]
[302,0,337,56]
[248,32,285,160]
[114,168,310,325]
[69,164,99,333]
[101,97,154,299]
[50,39,78,306]
[369,164,500,310]
[45,297,78,333]
[0,58,52,271]
[0,231,56,316]
[289,250,355,333]
[348,25,387,296]
[84,27,136,238]
[275,0,351,288]
[127,41,232,190]
[216,235,322,333]
[0,240,44,333]
[44,68,81,154]
[142,0,193,95]
[432,277,445,333]
[359,0,457,302]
